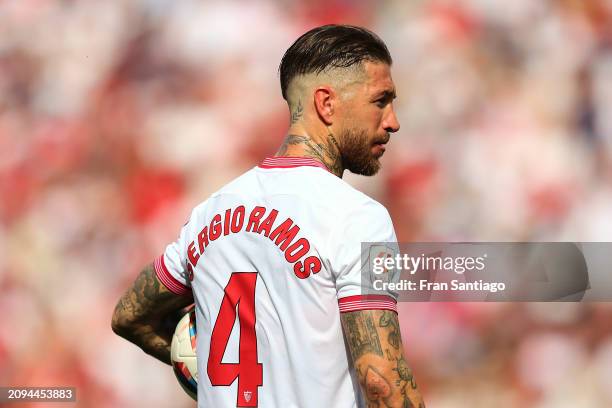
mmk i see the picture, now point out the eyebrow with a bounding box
[373,90,397,100]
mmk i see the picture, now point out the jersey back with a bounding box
[155,157,398,408]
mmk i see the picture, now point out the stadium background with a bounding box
[2,1,612,407]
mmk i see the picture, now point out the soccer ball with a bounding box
[170,306,198,400]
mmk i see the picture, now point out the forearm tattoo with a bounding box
[342,311,384,359]
[341,310,425,408]
[380,310,401,350]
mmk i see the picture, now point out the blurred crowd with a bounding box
[1,0,612,407]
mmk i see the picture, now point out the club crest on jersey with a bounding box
[244,391,252,402]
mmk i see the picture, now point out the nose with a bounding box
[383,106,400,133]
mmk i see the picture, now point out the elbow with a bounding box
[111,307,136,338]
[111,313,127,337]
[111,307,151,340]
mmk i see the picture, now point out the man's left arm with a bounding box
[341,308,425,407]
[111,263,193,365]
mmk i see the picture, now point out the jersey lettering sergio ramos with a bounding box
[155,157,398,408]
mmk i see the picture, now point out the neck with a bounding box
[275,126,344,177]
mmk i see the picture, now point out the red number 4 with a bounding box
[207,273,263,407]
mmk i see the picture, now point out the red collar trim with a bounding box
[258,156,329,172]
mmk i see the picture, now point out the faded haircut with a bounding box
[279,24,392,100]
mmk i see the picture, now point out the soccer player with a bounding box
[112,24,425,408]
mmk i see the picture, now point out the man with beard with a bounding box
[112,25,425,408]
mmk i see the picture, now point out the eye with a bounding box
[375,99,387,108]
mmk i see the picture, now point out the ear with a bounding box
[313,86,335,126]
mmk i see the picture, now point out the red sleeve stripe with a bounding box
[154,255,191,296]
[338,295,397,313]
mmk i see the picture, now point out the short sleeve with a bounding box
[329,201,399,313]
[154,219,193,296]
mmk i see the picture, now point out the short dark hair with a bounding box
[279,24,392,100]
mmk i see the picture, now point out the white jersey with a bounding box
[155,156,398,408]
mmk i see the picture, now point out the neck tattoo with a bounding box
[276,133,344,178]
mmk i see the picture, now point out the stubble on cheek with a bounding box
[341,126,381,176]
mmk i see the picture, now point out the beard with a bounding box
[340,127,387,176]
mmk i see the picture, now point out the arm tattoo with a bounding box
[342,310,426,408]
[342,310,383,359]
[364,366,392,405]
[394,357,418,390]
[290,100,303,124]
[113,264,177,324]
[112,264,193,365]
[380,311,401,350]
[403,398,415,408]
